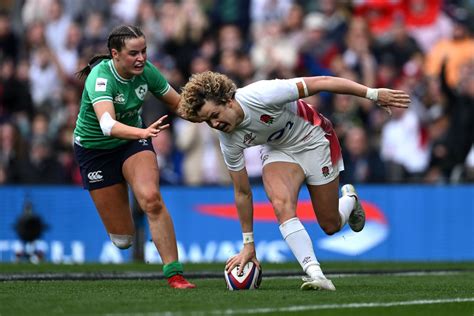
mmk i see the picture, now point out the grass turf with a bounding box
[0,262,473,316]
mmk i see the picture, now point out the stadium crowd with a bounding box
[0,0,473,186]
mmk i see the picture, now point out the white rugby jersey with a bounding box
[218,78,340,171]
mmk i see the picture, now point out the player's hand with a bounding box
[144,115,170,138]
[225,244,260,276]
[376,89,411,115]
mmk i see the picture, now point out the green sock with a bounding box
[163,261,184,278]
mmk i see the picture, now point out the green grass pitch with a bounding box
[1,262,473,315]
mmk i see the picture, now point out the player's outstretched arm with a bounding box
[302,76,411,112]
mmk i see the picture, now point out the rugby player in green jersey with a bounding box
[74,25,194,289]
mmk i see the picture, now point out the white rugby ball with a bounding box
[224,261,262,290]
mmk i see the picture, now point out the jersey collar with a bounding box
[108,60,132,84]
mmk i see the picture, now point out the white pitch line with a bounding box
[106,297,474,316]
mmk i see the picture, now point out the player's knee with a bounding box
[109,234,134,249]
[271,199,293,220]
[140,190,165,216]
[319,220,340,236]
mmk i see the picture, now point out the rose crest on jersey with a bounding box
[259,114,274,126]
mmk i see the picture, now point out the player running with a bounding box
[179,71,410,290]
[73,25,195,289]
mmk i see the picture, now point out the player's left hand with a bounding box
[225,244,260,276]
[376,89,411,115]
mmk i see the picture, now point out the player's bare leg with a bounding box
[123,150,195,288]
[263,162,334,291]
[89,183,135,249]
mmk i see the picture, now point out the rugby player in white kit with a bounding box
[179,71,410,290]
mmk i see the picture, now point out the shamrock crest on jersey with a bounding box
[135,84,148,100]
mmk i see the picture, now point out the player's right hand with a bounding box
[144,115,170,138]
[225,244,260,276]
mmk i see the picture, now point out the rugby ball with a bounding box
[224,261,262,290]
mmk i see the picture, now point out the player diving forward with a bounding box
[179,71,410,290]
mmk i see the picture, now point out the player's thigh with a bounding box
[89,182,134,234]
[262,161,305,223]
[122,150,162,208]
[306,176,340,226]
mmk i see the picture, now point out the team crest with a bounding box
[135,84,148,100]
[259,114,274,126]
[322,166,330,177]
[243,132,256,145]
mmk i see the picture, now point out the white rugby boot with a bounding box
[301,276,336,291]
[341,184,366,232]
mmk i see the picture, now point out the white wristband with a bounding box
[365,88,378,101]
[243,232,254,244]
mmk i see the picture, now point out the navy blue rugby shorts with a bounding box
[74,138,155,190]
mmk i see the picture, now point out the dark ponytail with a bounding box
[76,54,110,80]
[75,25,145,80]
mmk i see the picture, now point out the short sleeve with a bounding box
[85,74,114,105]
[144,61,171,97]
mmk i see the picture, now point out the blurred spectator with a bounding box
[424,7,474,88]
[28,45,62,110]
[44,0,72,52]
[0,10,19,63]
[80,12,109,59]
[152,128,181,185]
[296,12,338,77]
[110,0,141,24]
[404,0,454,53]
[374,17,422,82]
[174,119,231,186]
[7,136,66,184]
[317,0,348,49]
[208,0,251,36]
[21,0,53,27]
[0,58,34,121]
[380,106,430,182]
[162,0,209,79]
[427,59,474,182]
[341,126,386,184]
[0,121,28,172]
[54,124,81,184]
[342,16,377,89]
[250,0,292,24]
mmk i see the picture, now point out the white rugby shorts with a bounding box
[260,137,344,185]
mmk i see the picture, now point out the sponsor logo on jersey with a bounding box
[87,171,104,183]
[259,114,274,126]
[135,84,148,100]
[243,132,256,145]
[95,78,107,91]
[138,139,148,146]
[114,93,126,104]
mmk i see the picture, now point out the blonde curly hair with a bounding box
[179,71,236,120]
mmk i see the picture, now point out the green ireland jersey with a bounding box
[73,59,170,149]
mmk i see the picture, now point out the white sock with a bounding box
[338,195,356,229]
[279,217,324,278]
